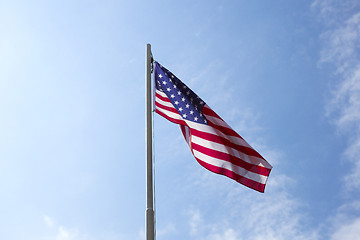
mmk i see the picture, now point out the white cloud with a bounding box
[327,200,360,240]
[43,215,88,240]
[156,223,176,238]
[55,226,80,240]
[315,0,360,191]
[313,1,360,240]
[206,228,238,240]
[188,209,203,236]
[311,0,360,25]
[186,186,319,240]
[43,215,55,228]
[185,148,318,240]
[331,218,360,240]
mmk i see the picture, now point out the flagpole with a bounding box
[145,43,155,240]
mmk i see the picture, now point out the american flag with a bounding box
[154,62,272,192]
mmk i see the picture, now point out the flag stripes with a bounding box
[154,62,272,192]
[195,157,268,192]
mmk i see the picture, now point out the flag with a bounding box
[154,62,272,192]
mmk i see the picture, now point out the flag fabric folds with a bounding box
[154,62,272,192]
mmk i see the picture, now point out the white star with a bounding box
[181,97,185,102]
[167,88,171,92]
[194,117,198,121]
[173,85,177,89]
[162,81,167,85]
[179,107,183,112]
[177,91,181,95]
[174,101,179,105]
[171,94,175,98]
[183,85,187,89]
[158,74,163,78]
[171,75,174,78]
[204,119,207,123]
[190,110,194,115]
[186,104,190,108]
[183,114,187,118]
[186,91,190,95]
[200,101,204,105]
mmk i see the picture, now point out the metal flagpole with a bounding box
[145,43,155,240]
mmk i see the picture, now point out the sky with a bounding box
[1,0,360,239]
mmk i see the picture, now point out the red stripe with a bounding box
[180,125,189,141]
[155,109,186,125]
[180,125,192,148]
[155,92,171,103]
[202,105,218,117]
[207,121,242,138]
[191,128,265,160]
[191,142,271,175]
[203,106,245,139]
[195,157,268,193]
[155,100,179,114]
[180,125,186,139]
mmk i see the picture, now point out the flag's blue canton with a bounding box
[154,62,207,124]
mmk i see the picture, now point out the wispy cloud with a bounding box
[43,215,55,228]
[331,219,360,240]
[42,215,87,240]
[188,209,203,236]
[55,226,81,240]
[156,223,176,238]
[186,185,319,240]
[313,0,360,191]
[183,115,318,240]
[327,200,360,240]
[312,0,360,239]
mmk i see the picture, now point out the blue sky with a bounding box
[1,0,360,239]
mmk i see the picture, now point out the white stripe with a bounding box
[186,120,253,151]
[204,116,253,149]
[186,120,272,169]
[193,149,268,184]
[202,106,232,128]
[191,135,271,170]
[156,107,183,121]
[155,97,175,108]
[156,90,168,98]
[203,115,253,149]
[205,114,230,128]
[186,120,242,142]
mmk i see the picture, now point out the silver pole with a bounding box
[145,43,155,240]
